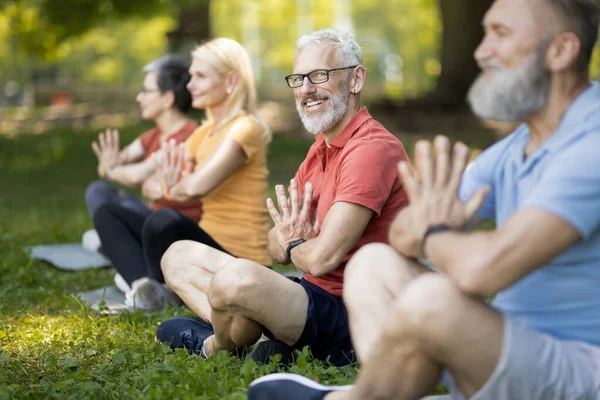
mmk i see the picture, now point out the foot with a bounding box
[125,280,182,311]
[248,373,352,400]
[156,315,214,355]
[245,339,295,365]
[114,273,131,294]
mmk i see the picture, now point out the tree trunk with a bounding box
[167,1,211,53]
[433,0,493,106]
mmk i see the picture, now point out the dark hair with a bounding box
[547,0,600,72]
[143,55,193,113]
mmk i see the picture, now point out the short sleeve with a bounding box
[225,116,265,162]
[334,142,402,216]
[139,128,158,154]
[184,126,206,156]
[522,134,600,239]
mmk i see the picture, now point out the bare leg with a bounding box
[204,259,309,355]
[343,243,430,361]
[329,274,503,400]
[161,240,236,321]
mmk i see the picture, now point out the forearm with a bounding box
[425,230,497,295]
[268,228,289,264]
[290,238,343,277]
[108,162,154,187]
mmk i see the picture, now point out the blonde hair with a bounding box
[192,38,271,142]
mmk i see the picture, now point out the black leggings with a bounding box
[93,205,228,285]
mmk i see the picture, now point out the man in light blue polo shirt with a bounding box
[247,0,600,399]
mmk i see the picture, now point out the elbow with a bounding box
[447,256,495,297]
[305,252,342,277]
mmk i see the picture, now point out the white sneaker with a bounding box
[82,229,102,253]
[114,273,131,293]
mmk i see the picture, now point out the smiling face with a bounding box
[186,57,229,110]
[467,0,552,121]
[292,44,352,135]
[136,72,167,121]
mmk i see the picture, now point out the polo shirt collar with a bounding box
[512,81,600,174]
[317,107,371,149]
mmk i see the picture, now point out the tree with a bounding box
[432,0,493,106]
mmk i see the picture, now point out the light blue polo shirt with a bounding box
[459,82,600,347]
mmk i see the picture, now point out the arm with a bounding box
[107,154,155,188]
[168,139,247,202]
[268,227,289,264]
[290,202,373,276]
[118,138,145,164]
[425,208,580,296]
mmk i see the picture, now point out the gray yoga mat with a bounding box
[28,244,111,271]
[75,286,128,314]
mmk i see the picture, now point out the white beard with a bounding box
[296,82,351,135]
[468,45,550,122]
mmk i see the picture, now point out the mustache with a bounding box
[298,95,328,104]
[477,58,502,70]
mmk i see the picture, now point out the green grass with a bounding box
[0,125,358,399]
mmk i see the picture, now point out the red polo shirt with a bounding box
[295,107,410,296]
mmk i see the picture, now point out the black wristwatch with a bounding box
[421,224,457,258]
[286,239,305,263]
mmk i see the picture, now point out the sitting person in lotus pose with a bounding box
[93,38,272,311]
[154,29,411,366]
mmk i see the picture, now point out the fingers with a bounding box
[415,140,433,190]
[289,179,299,218]
[312,215,320,235]
[98,130,107,150]
[299,182,313,220]
[111,129,119,151]
[464,185,490,220]
[91,141,101,158]
[266,198,282,224]
[275,184,290,219]
[434,136,451,187]
[448,142,471,192]
[398,161,420,202]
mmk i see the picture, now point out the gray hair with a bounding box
[546,0,600,71]
[296,28,363,66]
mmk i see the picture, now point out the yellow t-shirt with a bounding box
[185,113,271,266]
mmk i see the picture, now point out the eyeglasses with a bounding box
[285,66,358,88]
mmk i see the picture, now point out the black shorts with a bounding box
[264,277,355,367]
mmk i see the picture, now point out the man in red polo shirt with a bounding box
[155,28,410,366]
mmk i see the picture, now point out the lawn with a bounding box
[0,124,359,399]
[0,119,489,399]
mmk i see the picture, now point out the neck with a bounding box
[156,109,189,138]
[208,100,230,126]
[321,97,362,146]
[525,73,589,154]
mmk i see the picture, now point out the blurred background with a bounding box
[4,0,599,136]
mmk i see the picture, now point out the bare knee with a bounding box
[208,259,262,310]
[391,274,463,336]
[343,243,420,305]
[161,240,198,290]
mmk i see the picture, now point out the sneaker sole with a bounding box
[249,373,352,391]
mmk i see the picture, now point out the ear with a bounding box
[162,90,175,110]
[546,32,581,72]
[226,71,239,94]
[349,65,367,94]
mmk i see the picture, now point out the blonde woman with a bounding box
[94,38,272,310]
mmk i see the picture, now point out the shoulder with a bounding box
[228,114,266,136]
[345,122,407,164]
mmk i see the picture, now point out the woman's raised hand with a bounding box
[91,129,121,178]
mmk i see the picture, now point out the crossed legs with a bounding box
[162,241,309,355]
[330,243,503,400]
